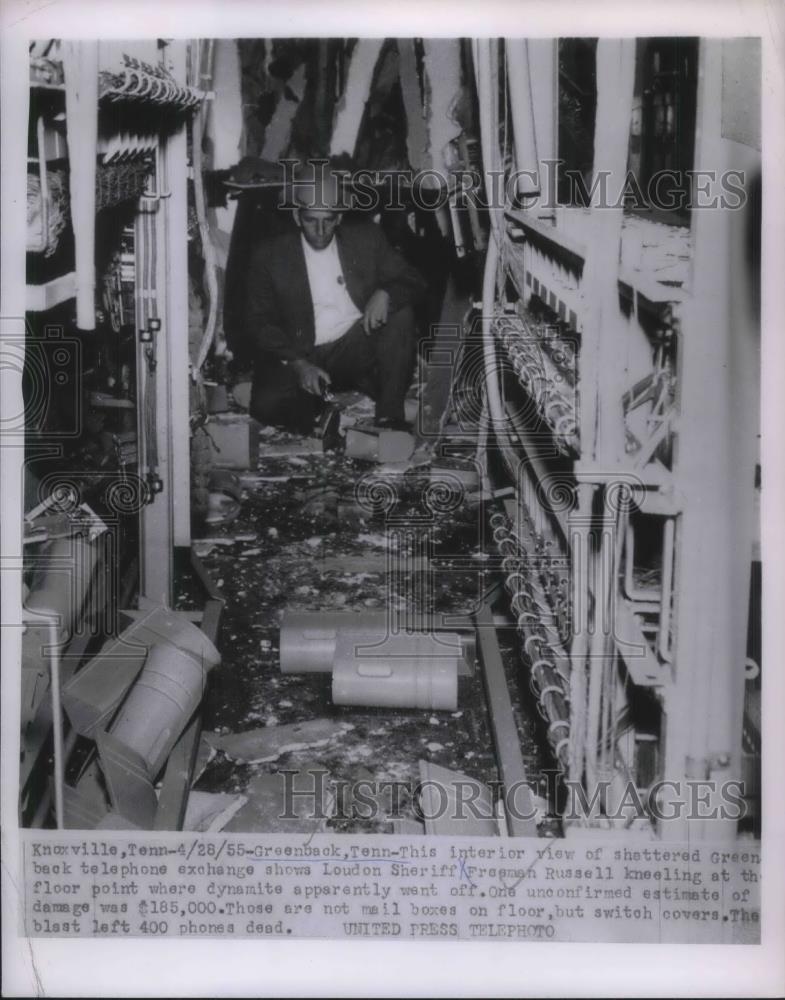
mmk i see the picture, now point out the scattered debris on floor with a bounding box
[183,790,248,832]
[194,388,550,833]
[418,760,501,836]
[222,771,335,834]
[204,719,356,765]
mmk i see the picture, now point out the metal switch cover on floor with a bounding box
[109,640,215,779]
[279,609,476,676]
[61,638,148,737]
[280,610,394,674]
[62,604,219,737]
[332,631,460,711]
[122,605,221,669]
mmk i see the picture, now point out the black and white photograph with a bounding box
[1,1,783,997]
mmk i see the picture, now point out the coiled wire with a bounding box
[495,315,580,456]
[491,509,572,772]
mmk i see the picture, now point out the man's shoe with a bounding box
[316,402,343,452]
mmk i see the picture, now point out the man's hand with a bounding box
[292,359,331,397]
[363,289,390,335]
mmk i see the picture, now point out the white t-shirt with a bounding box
[300,234,362,346]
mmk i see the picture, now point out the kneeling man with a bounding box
[241,166,426,437]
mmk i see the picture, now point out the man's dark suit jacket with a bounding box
[237,218,427,365]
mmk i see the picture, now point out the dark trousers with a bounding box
[250,305,416,433]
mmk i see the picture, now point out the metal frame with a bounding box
[135,40,191,602]
[476,37,760,838]
[475,602,538,837]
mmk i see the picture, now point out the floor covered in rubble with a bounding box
[187,386,553,837]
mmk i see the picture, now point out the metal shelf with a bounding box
[505,209,586,270]
[505,208,689,309]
